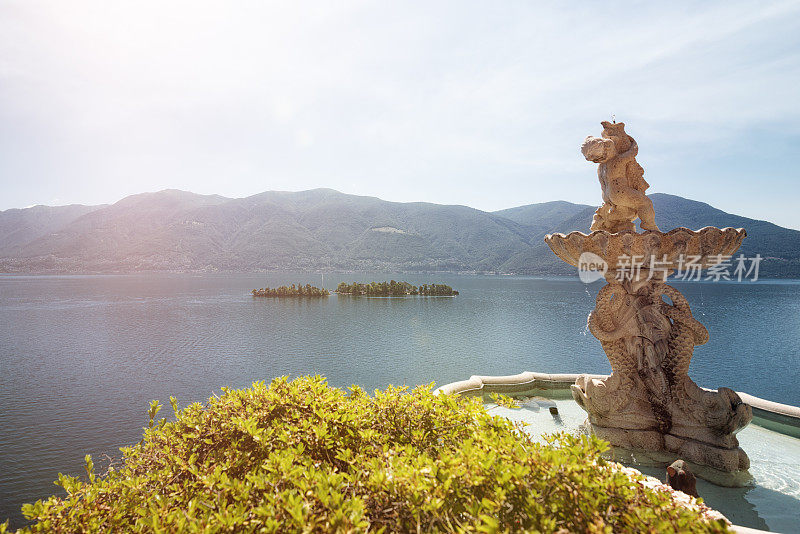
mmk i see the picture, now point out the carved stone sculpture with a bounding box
[667,459,699,498]
[581,121,659,233]
[545,121,752,474]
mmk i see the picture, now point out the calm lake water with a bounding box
[1,273,799,527]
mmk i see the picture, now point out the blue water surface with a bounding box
[1,273,799,527]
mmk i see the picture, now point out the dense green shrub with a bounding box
[8,377,728,533]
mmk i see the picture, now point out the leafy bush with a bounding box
[8,377,728,533]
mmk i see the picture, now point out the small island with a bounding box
[336,280,459,297]
[251,284,330,297]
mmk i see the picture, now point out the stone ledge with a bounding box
[434,371,608,396]
[435,372,800,437]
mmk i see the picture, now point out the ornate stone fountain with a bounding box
[545,121,752,473]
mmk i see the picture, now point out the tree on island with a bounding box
[252,284,330,297]
[335,281,458,297]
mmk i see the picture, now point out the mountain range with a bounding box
[1,188,798,277]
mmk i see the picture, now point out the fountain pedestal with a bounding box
[545,122,752,473]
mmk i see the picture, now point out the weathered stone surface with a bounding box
[582,121,659,233]
[545,226,747,274]
[546,121,752,474]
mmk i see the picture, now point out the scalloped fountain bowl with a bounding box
[544,227,747,272]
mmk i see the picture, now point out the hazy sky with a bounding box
[1,1,799,228]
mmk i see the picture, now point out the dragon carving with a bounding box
[574,279,752,471]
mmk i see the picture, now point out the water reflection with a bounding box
[1,273,799,528]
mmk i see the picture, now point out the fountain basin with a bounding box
[544,226,747,272]
[436,372,800,533]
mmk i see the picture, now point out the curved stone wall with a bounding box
[435,372,800,438]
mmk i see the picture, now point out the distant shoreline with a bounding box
[1,271,799,284]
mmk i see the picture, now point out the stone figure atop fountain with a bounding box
[545,121,752,475]
[581,121,659,233]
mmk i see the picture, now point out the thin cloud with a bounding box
[0,0,798,228]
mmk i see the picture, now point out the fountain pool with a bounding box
[475,383,800,533]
